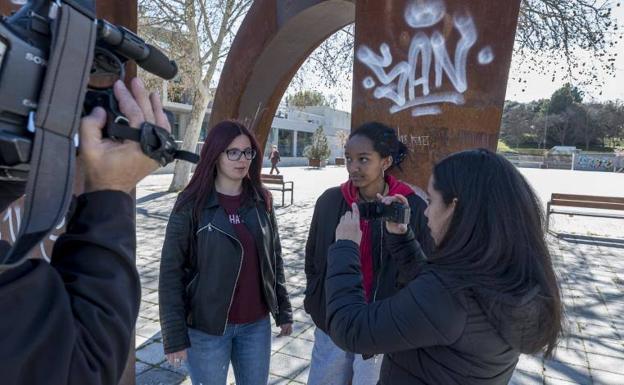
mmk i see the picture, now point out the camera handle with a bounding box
[104,117,200,166]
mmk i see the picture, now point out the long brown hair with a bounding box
[174,120,269,220]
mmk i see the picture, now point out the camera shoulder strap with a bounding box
[1,3,96,266]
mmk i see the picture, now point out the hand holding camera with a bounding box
[375,193,410,235]
[80,78,170,194]
[335,194,412,245]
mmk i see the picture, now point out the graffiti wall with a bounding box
[573,153,624,172]
[352,0,521,188]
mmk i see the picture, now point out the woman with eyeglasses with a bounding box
[158,121,293,385]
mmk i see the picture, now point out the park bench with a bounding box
[261,174,294,207]
[546,193,624,230]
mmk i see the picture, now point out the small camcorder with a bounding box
[358,201,411,224]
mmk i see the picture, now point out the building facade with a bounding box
[165,102,351,168]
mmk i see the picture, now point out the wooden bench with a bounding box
[546,193,624,230]
[261,174,294,207]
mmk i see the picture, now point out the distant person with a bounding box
[326,148,563,385]
[304,122,433,385]
[159,121,293,385]
[269,144,281,175]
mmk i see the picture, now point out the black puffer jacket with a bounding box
[0,191,139,385]
[325,231,553,385]
[159,190,293,354]
[304,186,433,332]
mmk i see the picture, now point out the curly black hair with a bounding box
[349,122,409,170]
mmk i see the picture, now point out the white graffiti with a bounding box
[357,0,494,117]
[405,0,445,28]
[397,127,432,149]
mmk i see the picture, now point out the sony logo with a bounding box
[25,53,47,66]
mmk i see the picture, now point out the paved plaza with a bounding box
[134,166,624,385]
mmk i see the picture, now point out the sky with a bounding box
[291,3,624,112]
[505,4,624,103]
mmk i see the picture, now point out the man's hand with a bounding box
[335,203,362,246]
[79,78,171,194]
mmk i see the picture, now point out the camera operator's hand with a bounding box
[377,193,409,235]
[79,78,171,194]
[335,203,362,246]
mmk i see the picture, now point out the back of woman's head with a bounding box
[175,120,265,216]
[431,148,562,355]
[350,122,408,170]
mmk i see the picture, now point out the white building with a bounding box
[265,105,351,166]
[164,101,352,167]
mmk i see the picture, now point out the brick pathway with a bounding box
[134,167,624,385]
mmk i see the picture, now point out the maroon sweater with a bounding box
[218,193,269,324]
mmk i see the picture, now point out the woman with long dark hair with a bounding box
[159,121,293,385]
[305,122,433,385]
[326,148,563,385]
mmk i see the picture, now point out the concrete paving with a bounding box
[134,166,624,385]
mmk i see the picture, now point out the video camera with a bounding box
[0,0,198,267]
[358,201,411,225]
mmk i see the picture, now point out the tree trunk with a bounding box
[168,86,211,191]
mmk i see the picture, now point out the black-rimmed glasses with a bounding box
[225,148,257,161]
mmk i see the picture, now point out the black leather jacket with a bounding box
[159,190,292,354]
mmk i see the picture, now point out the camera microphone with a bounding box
[96,20,178,80]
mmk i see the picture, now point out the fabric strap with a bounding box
[1,3,96,266]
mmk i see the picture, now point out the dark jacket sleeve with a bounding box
[386,228,427,287]
[158,202,193,354]
[325,240,466,355]
[304,197,321,281]
[386,194,434,287]
[0,191,139,385]
[270,205,293,326]
[408,194,434,256]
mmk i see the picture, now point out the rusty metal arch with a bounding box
[209,0,355,145]
[212,0,522,188]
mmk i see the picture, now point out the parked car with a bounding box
[546,146,580,156]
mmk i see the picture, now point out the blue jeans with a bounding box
[186,316,271,385]
[307,328,382,385]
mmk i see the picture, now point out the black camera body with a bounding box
[358,201,411,225]
[0,0,178,182]
[0,0,187,267]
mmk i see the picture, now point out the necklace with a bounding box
[358,183,388,202]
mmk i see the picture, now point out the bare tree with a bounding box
[294,1,621,95]
[335,129,349,157]
[139,0,252,192]
[514,0,620,89]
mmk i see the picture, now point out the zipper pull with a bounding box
[208,223,213,232]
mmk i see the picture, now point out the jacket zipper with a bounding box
[202,222,243,335]
[185,273,199,292]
